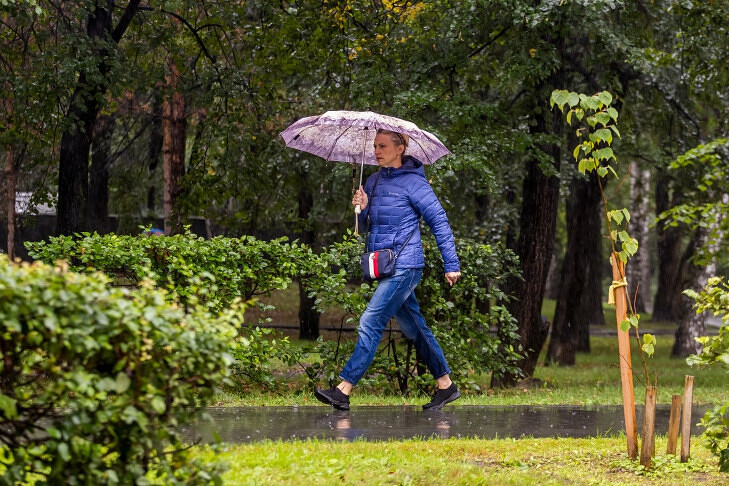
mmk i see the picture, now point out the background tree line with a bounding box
[1,0,727,387]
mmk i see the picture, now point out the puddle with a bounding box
[182,405,710,443]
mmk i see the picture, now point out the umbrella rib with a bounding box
[324,125,358,162]
[410,137,433,164]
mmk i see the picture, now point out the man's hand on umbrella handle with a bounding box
[445,271,461,287]
[352,187,368,213]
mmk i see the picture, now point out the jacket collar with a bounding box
[380,155,424,177]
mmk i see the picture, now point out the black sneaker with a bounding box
[315,386,350,410]
[423,383,460,410]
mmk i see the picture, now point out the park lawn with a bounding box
[194,436,725,485]
[217,335,728,408]
[233,289,726,406]
[203,294,729,484]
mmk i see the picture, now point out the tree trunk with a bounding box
[57,90,97,236]
[547,170,604,365]
[673,282,706,358]
[627,164,652,313]
[4,148,16,260]
[577,234,606,333]
[147,93,164,214]
[491,95,562,388]
[652,170,683,321]
[672,230,706,357]
[575,170,606,345]
[672,193,727,357]
[88,113,115,233]
[544,252,562,301]
[162,62,187,236]
[56,0,140,236]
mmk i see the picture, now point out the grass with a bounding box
[206,287,729,484]
[194,436,726,485]
[217,335,727,408]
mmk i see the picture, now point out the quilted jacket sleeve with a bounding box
[410,178,460,273]
[356,174,377,230]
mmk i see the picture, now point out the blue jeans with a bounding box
[339,268,451,386]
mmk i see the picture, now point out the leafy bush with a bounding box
[0,256,237,484]
[25,230,523,397]
[685,276,729,471]
[304,235,523,395]
[231,326,303,391]
[26,230,304,314]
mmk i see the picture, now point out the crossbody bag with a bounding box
[360,174,417,281]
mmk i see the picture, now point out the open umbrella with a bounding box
[280,110,451,228]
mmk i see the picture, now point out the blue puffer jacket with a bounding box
[358,155,460,273]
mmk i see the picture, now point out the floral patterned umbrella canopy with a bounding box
[280,110,451,168]
[281,110,450,233]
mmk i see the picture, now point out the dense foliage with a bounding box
[25,230,305,313]
[26,231,523,395]
[307,235,523,395]
[0,255,236,485]
[685,277,729,472]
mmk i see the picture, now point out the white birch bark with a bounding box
[627,164,652,313]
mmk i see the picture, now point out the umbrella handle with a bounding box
[355,204,361,215]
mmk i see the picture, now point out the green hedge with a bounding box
[26,231,304,314]
[0,256,236,485]
[26,230,523,395]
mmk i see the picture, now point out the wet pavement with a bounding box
[183,404,709,443]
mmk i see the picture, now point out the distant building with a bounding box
[15,192,56,216]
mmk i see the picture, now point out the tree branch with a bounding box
[112,0,141,43]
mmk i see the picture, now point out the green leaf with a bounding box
[0,393,18,420]
[568,92,580,108]
[115,372,131,394]
[151,396,166,414]
[58,442,70,462]
[598,91,613,106]
[607,107,619,121]
[619,319,631,332]
[594,128,613,144]
[593,147,615,161]
[625,238,639,255]
[582,96,601,111]
[610,210,624,225]
[47,427,62,439]
[550,89,570,110]
[595,112,611,127]
[573,144,581,160]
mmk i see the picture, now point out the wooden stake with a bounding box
[666,394,682,455]
[681,375,695,462]
[640,386,657,468]
[611,253,638,459]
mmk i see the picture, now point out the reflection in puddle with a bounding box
[182,405,709,444]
